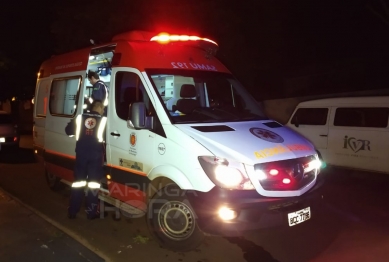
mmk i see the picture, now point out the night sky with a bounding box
[1,0,389,101]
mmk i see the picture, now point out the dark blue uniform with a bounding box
[65,111,107,219]
[91,80,108,102]
[91,80,109,115]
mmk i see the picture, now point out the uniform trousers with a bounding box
[68,150,104,218]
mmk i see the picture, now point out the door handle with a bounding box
[110,132,120,137]
[319,134,328,137]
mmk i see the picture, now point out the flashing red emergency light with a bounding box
[150,33,218,46]
[282,178,291,184]
[269,169,279,176]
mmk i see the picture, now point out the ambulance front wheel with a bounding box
[45,168,63,191]
[146,185,205,252]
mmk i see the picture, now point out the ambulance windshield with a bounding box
[147,69,268,124]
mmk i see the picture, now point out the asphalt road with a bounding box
[1,135,389,262]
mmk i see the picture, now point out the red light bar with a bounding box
[150,33,218,46]
[282,178,291,184]
[269,169,279,176]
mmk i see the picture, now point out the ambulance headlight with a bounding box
[198,156,255,190]
[214,165,243,187]
[306,159,321,173]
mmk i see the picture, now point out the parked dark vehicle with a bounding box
[0,111,19,150]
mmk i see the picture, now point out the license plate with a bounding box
[288,207,311,226]
[0,137,4,143]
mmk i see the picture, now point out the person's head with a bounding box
[91,100,105,115]
[87,70,100,85]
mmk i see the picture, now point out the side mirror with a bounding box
[128,102,153,130]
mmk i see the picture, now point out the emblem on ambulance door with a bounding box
[249,128,284,143]
[158,143,166,155]
[130,132,136,147]
[84,118,96,129]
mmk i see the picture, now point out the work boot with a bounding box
[87,211,108,220]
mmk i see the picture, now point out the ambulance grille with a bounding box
[254,156,316,191]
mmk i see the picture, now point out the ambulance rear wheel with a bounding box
[146,185,205,252]
[45,168,63,191]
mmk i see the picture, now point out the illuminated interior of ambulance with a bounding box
[148,69,268,123]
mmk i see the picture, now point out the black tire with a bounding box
[7,144,19,152]
[0,146,15,153]
[146,184,205,252]
[45,168,64,191]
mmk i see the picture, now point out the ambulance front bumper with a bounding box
[187,174,326,236]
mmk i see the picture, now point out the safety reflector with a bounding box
[88,182,101,189]
[72,181,87,188]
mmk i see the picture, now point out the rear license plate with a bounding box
[288,207,311,226]
[0,137,5,142]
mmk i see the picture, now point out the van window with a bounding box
[334,107,389,128]
[36,79,51,117]
[49,77,81,116]
[291,108,328,125]
[115,71,164,136]
[115,71,148,120]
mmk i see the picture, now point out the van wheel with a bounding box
[45,168,64,191]
[146,184,205,252]
[6,144,19,153]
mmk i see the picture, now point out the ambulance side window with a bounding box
[49,77,81,117]
[35,79,51,117]
[115,71,165,136]
[115,72,143,120]
[116,71,158,119]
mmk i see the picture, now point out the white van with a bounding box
[286,96,389,174]
[33,30,323,251]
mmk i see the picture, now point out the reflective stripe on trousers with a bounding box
[87,182,101,189]
[71,181,87,188]
[71,181,100,189]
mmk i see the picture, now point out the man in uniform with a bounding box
[65,100,107,219]
[87,70,109,116]
[87,70,109,161]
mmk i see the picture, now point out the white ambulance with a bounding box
[33,30,324,251]
[286,96,389,174]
